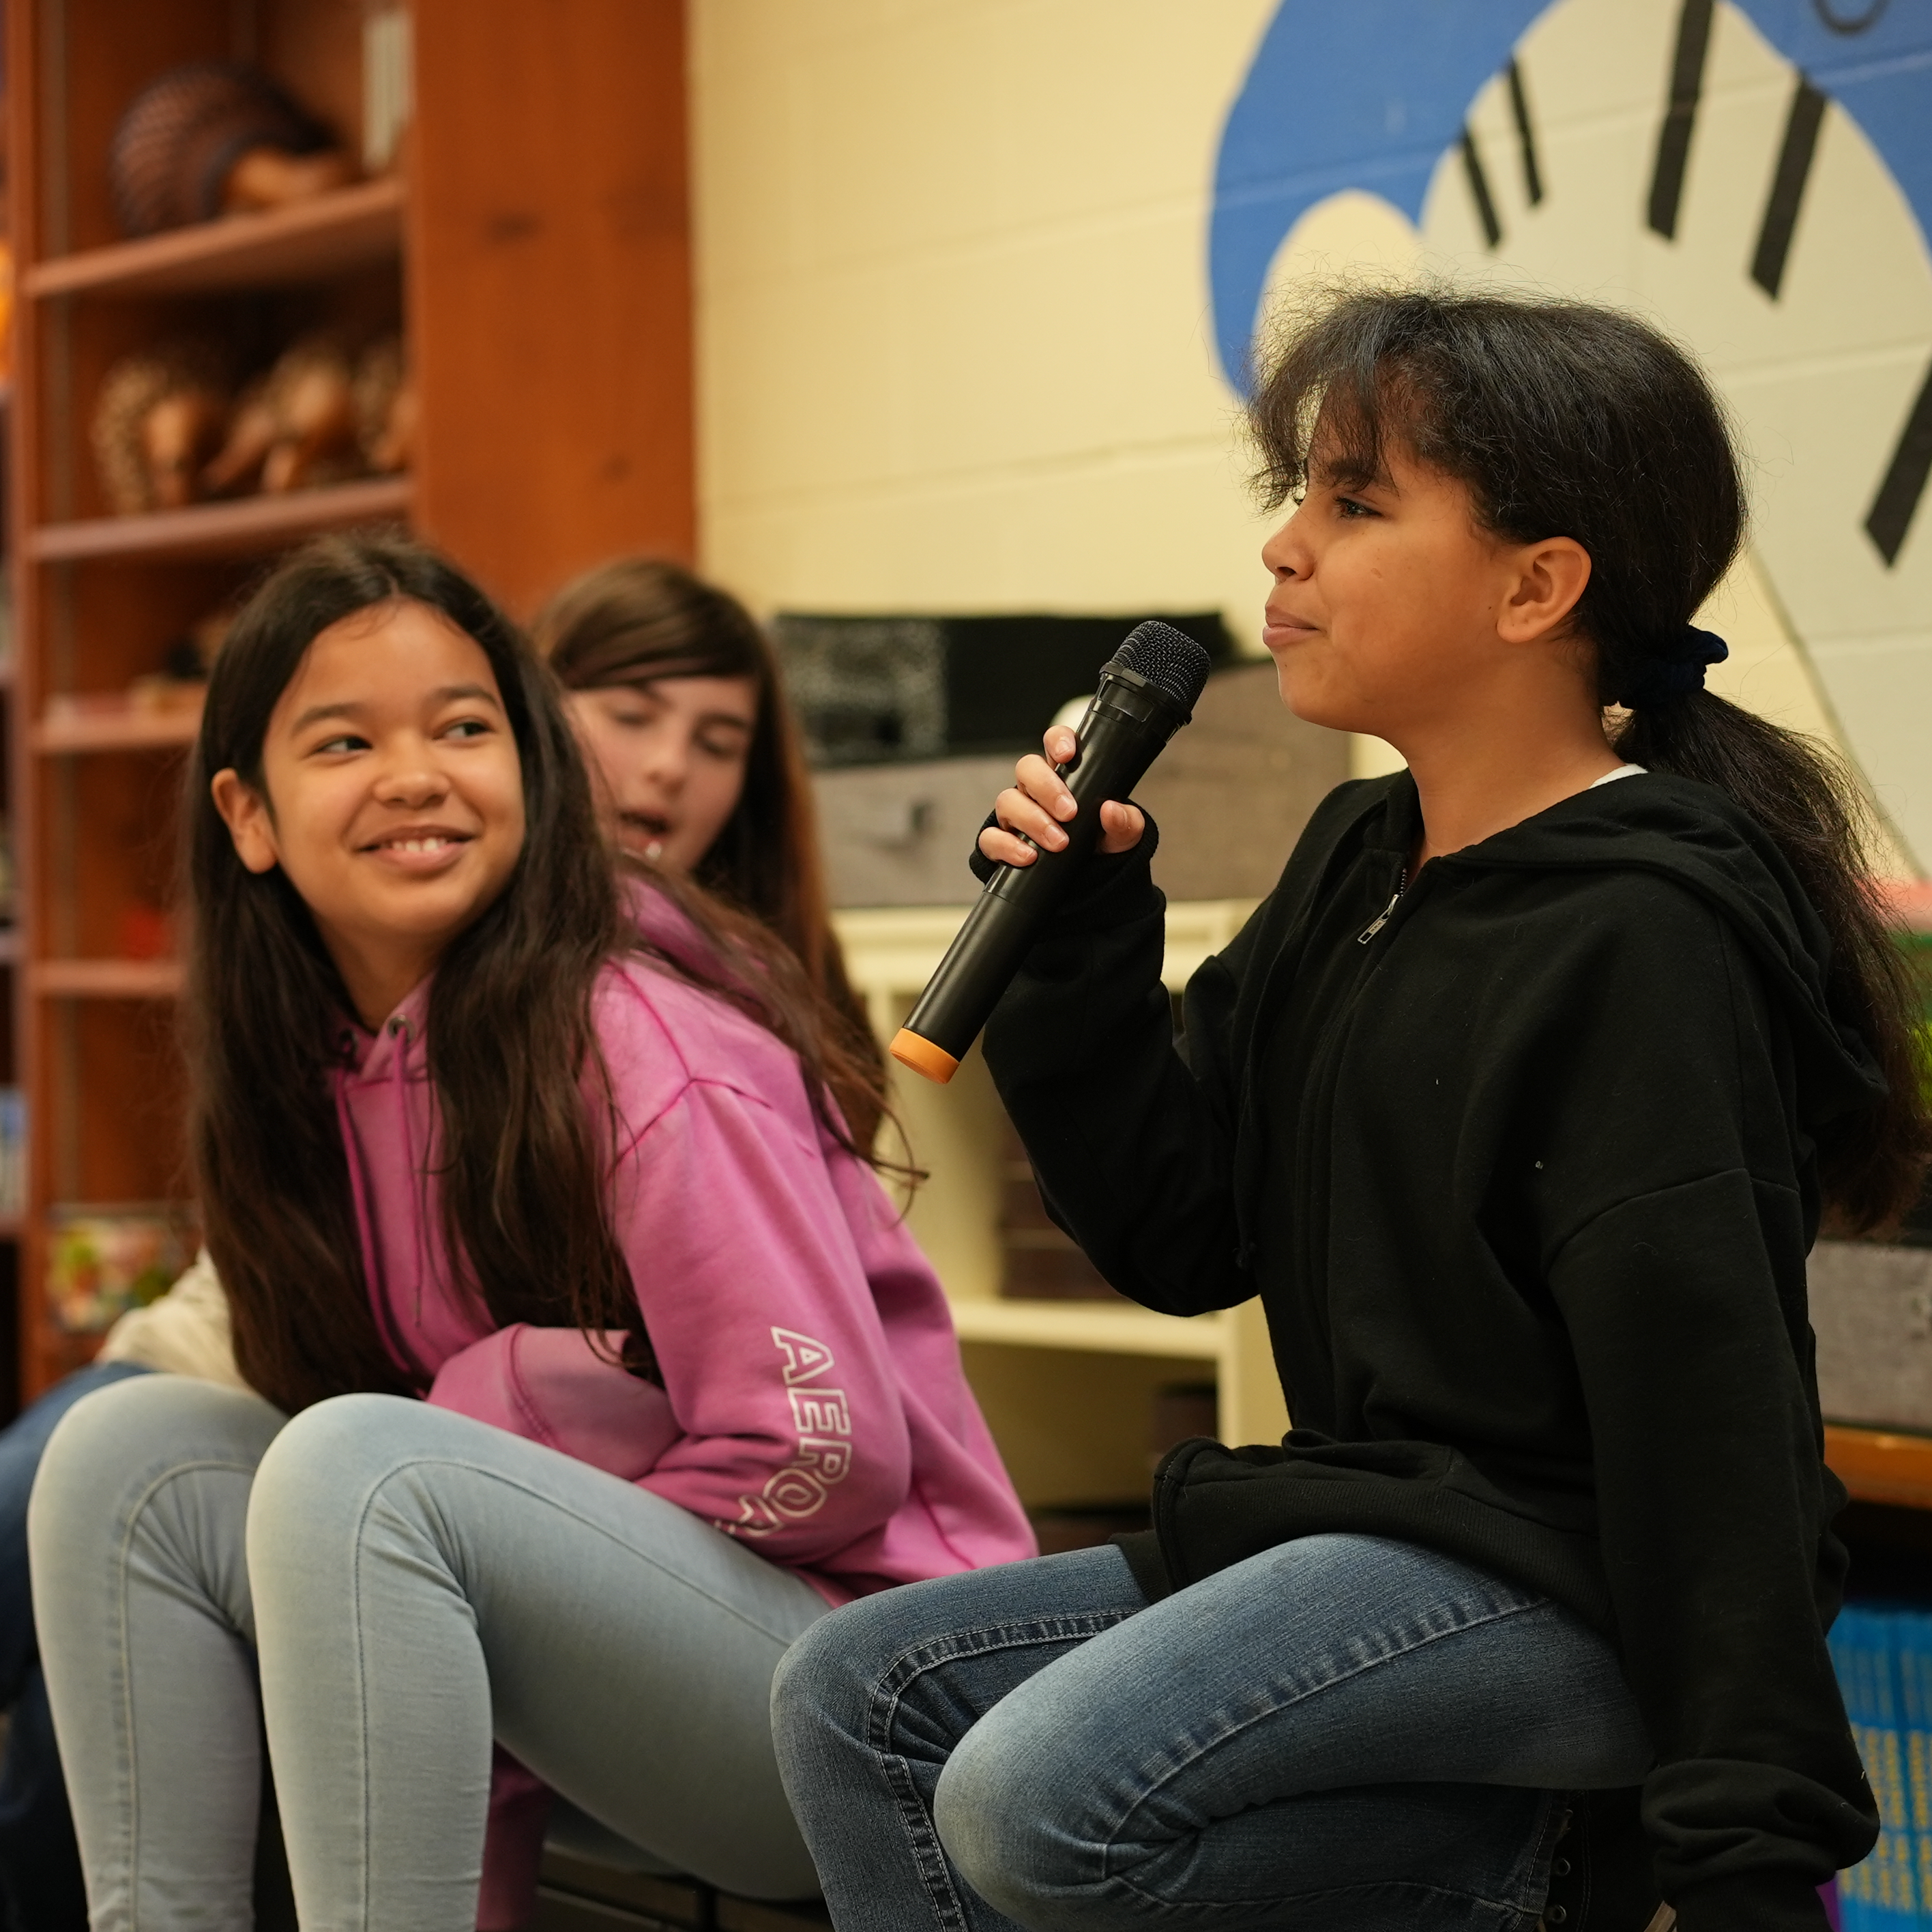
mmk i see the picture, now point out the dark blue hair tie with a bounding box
[1618,625,1729,709]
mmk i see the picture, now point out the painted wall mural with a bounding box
[1211,0,1932,868]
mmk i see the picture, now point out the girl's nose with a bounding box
[373,753,450,806]
[1261,506,1311,580]
[643,731,692,793]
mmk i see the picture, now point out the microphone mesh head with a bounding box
[1110,621,1212,713]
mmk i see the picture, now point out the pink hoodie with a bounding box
[327,907,1034,1921]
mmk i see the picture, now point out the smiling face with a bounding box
[563,675,759,870]
[210,598,527,1028]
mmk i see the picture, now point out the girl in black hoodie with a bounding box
[770,290,1930,1932]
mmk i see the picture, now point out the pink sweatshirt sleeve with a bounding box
[426,1325,679,1480]
[613,1076,913,1560]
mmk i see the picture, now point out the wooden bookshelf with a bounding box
[32,698,203,754]
[30,959,184,1000]
[7,0,694,1399]
[28,476,413,563]
[23,177,403,300]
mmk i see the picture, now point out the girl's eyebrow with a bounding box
[290,684,503,734]
[432,683,504,712]
[291,700,365,733]
[1313,452,1394,495]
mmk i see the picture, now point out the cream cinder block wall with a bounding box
[687,0,1916,832]
[688,0,1282,649]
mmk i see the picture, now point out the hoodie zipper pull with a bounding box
[1356,869,1408,946]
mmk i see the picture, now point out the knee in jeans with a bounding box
[933,1716,1083,1920]
[30,1375,276,1545]
[247,1392,430,1564]
[770,1598,888,1739]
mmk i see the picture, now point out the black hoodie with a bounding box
[980,769,1883,1932]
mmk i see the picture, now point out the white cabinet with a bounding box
[834,902,1291,1510]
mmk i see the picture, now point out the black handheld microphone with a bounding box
[890,620,1212,1085]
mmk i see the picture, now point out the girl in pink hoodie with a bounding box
[29,534,1034,1932]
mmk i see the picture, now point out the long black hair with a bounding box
[186,532,642,1410]
[1248,286,1931,1233]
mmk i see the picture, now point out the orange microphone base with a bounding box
[890,1029,960,1085]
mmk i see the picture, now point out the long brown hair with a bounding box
[1248,286,1932,1233]
[536,556,888,1147]
[188,535,890,1414]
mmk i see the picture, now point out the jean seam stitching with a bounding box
[109,1456,261,1931]
[1095,1590,1557,1912]
[327,1447,813,1922]
[864,1609,1142,1931]
[353,1449,813,1644]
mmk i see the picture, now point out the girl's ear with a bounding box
[211,770,280,875]
[1498,536,1592,647]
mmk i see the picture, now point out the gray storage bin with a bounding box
[1809,1240,1932,1433]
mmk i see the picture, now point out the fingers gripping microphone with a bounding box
[890,621,1212,1085]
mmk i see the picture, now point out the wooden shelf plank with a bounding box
[1824,1424,1932,1509]
[33,699,203,753]
[31,958,184,999]
[27,475,411,562]
[23,177,405,299]
[949,1296,1226,1360]
[834,898,1261,999]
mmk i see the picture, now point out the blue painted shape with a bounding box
[1210,0,1932,390]
[1210,1,1545,387]
[1740,3,1932,262]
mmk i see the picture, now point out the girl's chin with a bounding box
[1273,671,1361,735]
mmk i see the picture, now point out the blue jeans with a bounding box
[0,1360,151,1932]
[771,1535,1655,1932]
[30,1375,830,1932]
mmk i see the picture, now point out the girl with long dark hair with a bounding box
[27,533,1032,1931]
[0,554,890,1932]
[770,289,1929,1932]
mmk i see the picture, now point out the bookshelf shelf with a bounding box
[23,177,404,300]
[27,476,413,564]
[29,959,184,1000]
[950,1298,1227,1361]
[33,699,203,754]
[1824,1425,1932,1510]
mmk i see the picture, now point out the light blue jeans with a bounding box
[771,1536,1656,1932]
[28,1374,830,1932]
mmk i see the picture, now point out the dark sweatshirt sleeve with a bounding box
[980,815,1258,1317]
[1536,902,1876,1931]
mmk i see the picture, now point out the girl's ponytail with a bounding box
[1249,285,1932,1232]
[1618,688,1929,1231]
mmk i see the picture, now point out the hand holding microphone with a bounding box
[978,730,1148,868]
[890,621,1212,1084]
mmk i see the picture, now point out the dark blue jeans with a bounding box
[0,1360,151,1932]
[772,1534,1654,1932]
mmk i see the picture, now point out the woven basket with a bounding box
[110,63,330,237]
